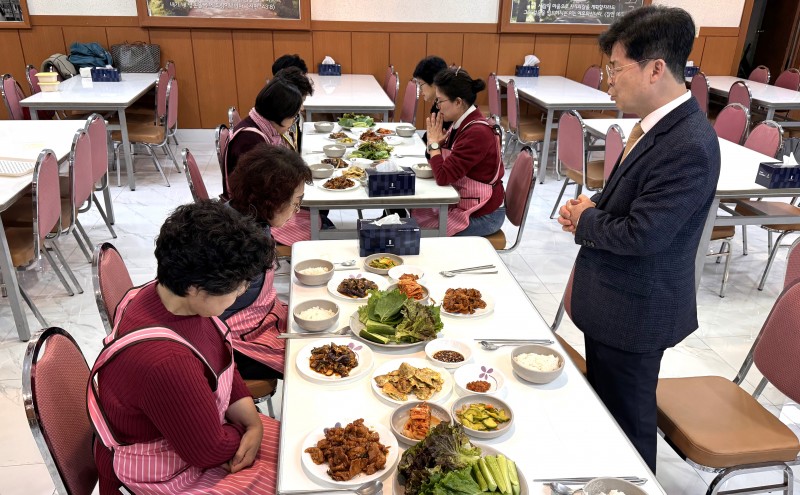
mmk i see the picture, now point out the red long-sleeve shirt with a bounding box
[93,283,252,494]
[429,108,505,217]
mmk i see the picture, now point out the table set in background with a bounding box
[304,74,396,122]
[705,75,800,125]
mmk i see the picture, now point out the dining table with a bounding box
[19,72,158,191]
[300,122,459,240]
[705,75,800,126]
[276,237,665,494]
[0,119,92,341]
[496,75,619,184]
[304,74,396,122]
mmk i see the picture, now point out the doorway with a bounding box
[740,0,800,79]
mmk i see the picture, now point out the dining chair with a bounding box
[165,59,176,78]
[486,73,502,126]
[1,73,31,120]
[182,148,210,202]
[774,68,800,91]
[22,327,98,495]
[82,114,116,239]
[92,242,133,335]
[743,120,783,158]
[581,65,603,90]
[127,68,168,125]
[504,79,551,172]
[228,105,241,128]
[59,129,97,263]
[603,124,625,181]
[215,124,231,198]
[713,103,750,144]
[747,64,771,84]
[383,64,394,94]
[727,80,753,115]
[690,71,710,117]
[784,237,800,287]
[165,62,180,147]
[386,71,399,120]
[24,65,56,120]
[483,146,536,253]
[550,269,587,375]
[656,279,800,495]
[398,80,419,124]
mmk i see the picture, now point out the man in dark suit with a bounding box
[557,6,721,473]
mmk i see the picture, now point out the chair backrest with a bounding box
[506,79,521,131]
[774,68,800,91]
[500,147,536,252]
[581,65,603,90]
[748,64,771,84]
[228,105,241,128]
[32,150,61,254]
[399,80,419,123]
[22,327,98,495]
[92,242,134,335]
[183,148,209,202]
[26,64,41,93]
[690,72,710,116]
[386,71,399,103]
[727,80,752,111]
[744,120,783,158]
[604,124,625,181]
[487,73,501,121]
[1,73,30,120]
[557,110,587,176]
[165,59,176,79]
[383,64,394,94]
[713,103,749,144]
[785,238,800,288]
[215,124,230,172]
[68,129,94,211]
[154,68,169,123]
[83,114,110,184]
[166,77,179,131]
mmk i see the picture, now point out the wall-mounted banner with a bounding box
[509,0,644,25]
[146,0,300,19]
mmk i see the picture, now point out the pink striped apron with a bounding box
[224,269,287,373]
[411,119,503,236]
[224,126,310,246]
[89,283,280,495]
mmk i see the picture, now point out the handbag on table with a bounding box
[111,42,161,73]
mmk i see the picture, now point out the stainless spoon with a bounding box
[334,260,356,266]
[277,326,350,339]
[280,479,383,495]
[441,270,498,277]
[394,153,427,158]
[549,482,583,495]
[479,340,554,350]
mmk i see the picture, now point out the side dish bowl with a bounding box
[292,299,340,332]
[293,259,335,286]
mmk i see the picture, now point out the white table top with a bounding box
[20,73,157,110]
[583,118,639,141]
[0,120,86,210]
[497,75,618,111]
[304,74,395,113]
[278,237,663,494]
[300,122,459,207]
[706,76,800,109]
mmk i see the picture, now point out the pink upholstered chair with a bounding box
[228,105,241,128]
[215,124,232,199]
[690,72,710,116]
[383,64,394,94]
[1,73,31,120]
[657,280,800,495]
[604,124,625,181]
[550,269,587,375]
[166,59,176,79]
[774,68,800,91]
[550,111,603,218]
[386,71,399,120]
[748,64,771,84]
[164,61,180,146]
[22,327,98,495]
[744,120,783,158]
[82,114,116,239]
[183,148,210,202]
[581,65,603,89]
[505,79,549,171]
[487,73,502,125]
[713,103,749,144]
[785,238,800,288]
[727,80,753,114]
[482,147,536,253]
[399,80,419,124]
[61,129,96,263]
[127,68,168,125]
[25,65,56,120]
[92,242,134,335]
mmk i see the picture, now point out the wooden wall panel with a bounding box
[148,29,201,128]
[427,33,463,68]
[191,29,237,129]
[463,34,500,106]
[18,26,67,71]
[351,32,389,87]
[272,31,313,72]
[688,36,706,68]
[232,31,273,117]
[565,36,602,83]
[534,35,570,76]
[105,27,150,48]
[497,34,535,76]
[312,31,352,74]
[389,33,426,128]
[700,37,738,75]
[61,26,108,49]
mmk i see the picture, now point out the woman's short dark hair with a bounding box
[155,201,271,297]
[272,54,308,76]
[413,56,448,85]
[274,66,314,98]
[228,143,313,225]
[433,67,486,106]
[255,78,303,124]
[599,5,695,84]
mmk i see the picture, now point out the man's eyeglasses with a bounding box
[605,59,652,82]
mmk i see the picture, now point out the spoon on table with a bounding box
[277,326,350,339]
[441,270,498,278]
[549,482,583,495]
[334,259,357,267]
[280,479,383,495]
[394,153,427,158]
[479,340,553,350]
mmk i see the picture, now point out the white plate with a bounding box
[327,272,388,301]
[384,135,403,146]
[440,291,495,318]
[347,157,374,168]
[295,338,375,385]
[348,310,432,350]
[301,420,399,488]
[317,179,360,192]
[371,357,452,405]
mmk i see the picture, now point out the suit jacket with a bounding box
[570,97,721,353]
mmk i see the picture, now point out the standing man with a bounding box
[557,6,720,472]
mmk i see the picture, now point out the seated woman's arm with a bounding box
[429,126,493,187]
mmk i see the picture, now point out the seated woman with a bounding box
[411,67,505,237]
[223,143,312,380]
[413,55,450,149]
[89,201,279,495]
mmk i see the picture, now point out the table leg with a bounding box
[310,207,321,240]
[30,108,39,121]
[0,218,31,341]
[383,111,389,122]
[118,109,136,191]
[306,109,312,121]
[539,109,555,184]
[766,108,775,121]
[438,206,448,237]
[694,197,719,290]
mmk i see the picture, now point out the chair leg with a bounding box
[550,179,572,219]
[75,220,94,255]
[719,240,732,298]
[114,143,122,187]
[266,396,275,418]
[71,228,93,263]
[758,231,791,290]
[551,299,566,331]
[163,143,181,173]
[100,176,115,224]
[574,184,583,199]
[741,225,748,255]
[767,230,773,253]
[49,240,84,294]
[144,146,170,187]
[41,246,75,296]
[92,193,117,238]
[19,284,48,328]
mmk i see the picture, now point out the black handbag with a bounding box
[111,42,161,73]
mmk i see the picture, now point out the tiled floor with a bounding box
[0,130,797,494]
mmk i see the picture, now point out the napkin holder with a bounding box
[684,66,701,78]
[358,218,421,256]
[755,162,800,189]
[366,167,416,197]
[318,63,342,76]
[515,65,539,77]
[90,67,121,82]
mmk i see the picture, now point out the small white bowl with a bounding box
[510,344,565,384]
[425,339,472,369]
[387,282,430,306]
[584,477,648,495]
[390,401,452,445]
[411,163,434,179]
[395,125,416,138]
[314,121,334,133]
[293,259,335,286]
[347,157,374,169]
[309,163,334,179]
[323,144,346,158]
[451,394,513,440]
[453,363,506,396]
[38,82,60,92]
[292,299,340,332]
[387,264,425,282]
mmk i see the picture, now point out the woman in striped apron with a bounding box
[223,143,312,379]
[411,67,505,236]
[89,202,280,495]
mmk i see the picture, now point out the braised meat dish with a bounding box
[358,130,384,143]
[309,342,359,377]
[329,132,348,139]
[304,418,390,481]
[322,157,348,168]
[442,288,487,315]
[323,176,355,190]
[337,277,378,298]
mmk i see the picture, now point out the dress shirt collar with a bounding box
[453,105,477,129]
[640,91,691,134]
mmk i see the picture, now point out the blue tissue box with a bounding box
[684,66,700,78]
[90,67,121,82]
[755,162,800,189]
[515,65,539,77]
[318,64,341,76]
[366,168,416,197]
[358,218,421,257]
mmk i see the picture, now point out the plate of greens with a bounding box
[338,113,375,129]
[349,288,443,350]
[348,141,393,161]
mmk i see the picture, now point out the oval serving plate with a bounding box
[317,179,360,192]
[349,310,431,351]
[370,357,452,405]
[440,292,495,319]
[327,272,388,302]
[295,338,375,385]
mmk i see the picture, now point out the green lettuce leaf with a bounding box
[395,300,443,343]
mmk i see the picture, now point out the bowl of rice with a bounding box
[292,299,340,332]
[293,259,335,286]
[510,344,565,384]
[583,477,647,495]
